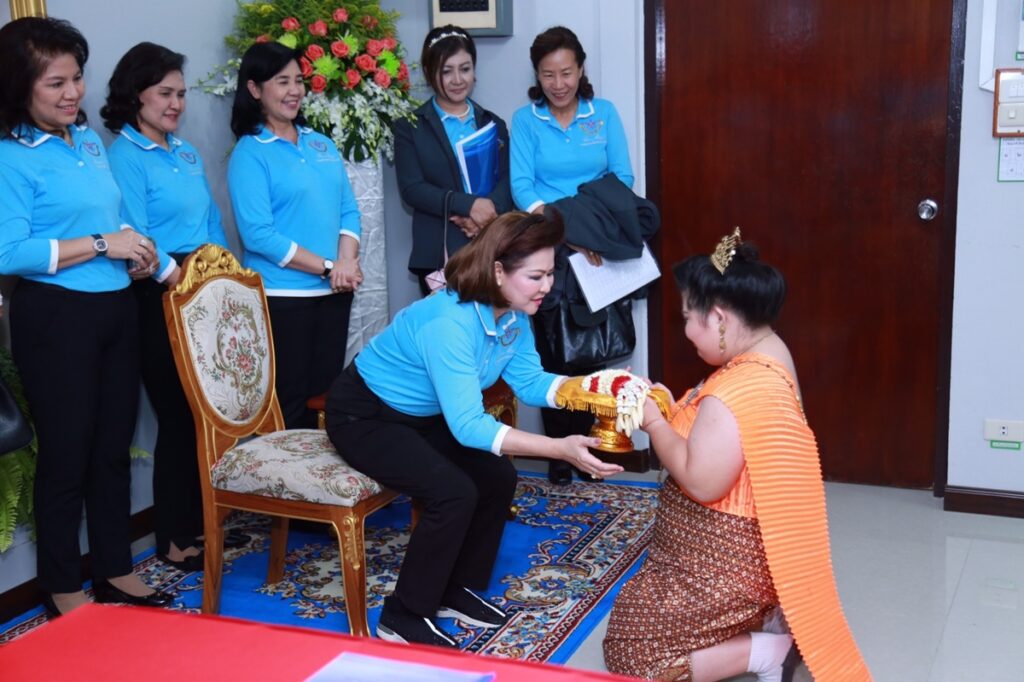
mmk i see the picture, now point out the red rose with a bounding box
[281,16,301,31]
[332,7,349,23]
[354,54,376,72]
[308,19,329,37]
[397,62,409,82]
[299,57,313,78]
[310,74,328,93]
[305,44,325,61]
[360,15,379,29]
[345,69,361,89]
[382,37,397,51]
[330,40,349,58]
[373,69,392,88]
[254,34,272,44]
[365,39,384,57]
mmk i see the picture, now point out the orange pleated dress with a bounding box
[604,353,871,681]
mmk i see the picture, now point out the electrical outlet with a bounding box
[984,419,1024,441]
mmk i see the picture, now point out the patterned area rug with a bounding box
[0,474,657,663]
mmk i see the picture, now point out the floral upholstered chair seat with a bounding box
[211,430,384,506]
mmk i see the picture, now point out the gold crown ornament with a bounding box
[710,226,742,274]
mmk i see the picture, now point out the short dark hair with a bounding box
[230,42,306,139]
[0,17,89,138]
[672,242,786,327]
[420,25,476,100]
[445,211,565,307]
[101,42,185,134]
[527,25,594,103]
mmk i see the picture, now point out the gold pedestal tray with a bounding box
[554,376,673,454]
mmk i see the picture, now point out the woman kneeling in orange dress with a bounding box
[603,230,871,681]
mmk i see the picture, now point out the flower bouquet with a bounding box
[203,0,419,162]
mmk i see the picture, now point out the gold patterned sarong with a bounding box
[604,354,871,681]
[604,480,777,680]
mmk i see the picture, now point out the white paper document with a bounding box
[568,243,661,313]
[305,652,496,682]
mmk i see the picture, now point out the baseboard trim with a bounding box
[944,486,1024,519]
[0,506,154,624]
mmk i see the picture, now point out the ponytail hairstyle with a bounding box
[445,211,565,307]
[420,24,476,101]
[526,26,594,103]
[230,42,306,139]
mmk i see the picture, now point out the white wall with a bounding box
[947,0,1024,492]
[0,0,647,591]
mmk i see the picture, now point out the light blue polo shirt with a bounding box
[227,125,361,296]
[432,97,477,150]
[108,125,229,282]
[510,97,634,213]
[355,288,564,454]
[0,124,130,292]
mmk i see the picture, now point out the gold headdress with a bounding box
[710,227,742,274]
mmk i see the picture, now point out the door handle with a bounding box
[917,199,939,221]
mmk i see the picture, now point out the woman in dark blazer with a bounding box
[393,25,512,296]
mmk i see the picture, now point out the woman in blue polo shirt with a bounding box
[0,17,171,616]
[325,211,622,648]
[228,42,362,429]
[510,26,635,486]
[393,25,512,296]
[102,42,232,573]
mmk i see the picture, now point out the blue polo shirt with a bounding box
[510,98,634,213]
[108,125,228,282]
[432,97,477,150]
[227,125,361,296]
[355,289,564,454]
[0,124,130,292]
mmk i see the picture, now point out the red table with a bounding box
[0,604,632,681]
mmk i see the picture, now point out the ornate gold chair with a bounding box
[163,244,398,637]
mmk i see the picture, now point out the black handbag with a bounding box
[0,375,32,456]
[534,296,636,374]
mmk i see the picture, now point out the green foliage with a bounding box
[0,346,35,552]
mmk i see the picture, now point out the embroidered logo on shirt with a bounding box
[82,142,101,156]
[179,152,197,164]
[498,327,520,347]
[309,139,328,152]
[579,119,605,137]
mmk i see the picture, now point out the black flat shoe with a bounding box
[40,593,62,620]
[548,461,572,486]
[92,579,176,608]
[224,530,251,549]
[158,550,204,572]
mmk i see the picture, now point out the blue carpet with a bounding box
[0,474,658,663]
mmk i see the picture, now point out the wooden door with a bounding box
[649,1,962,487]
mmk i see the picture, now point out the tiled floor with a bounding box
[517,459,1024,681]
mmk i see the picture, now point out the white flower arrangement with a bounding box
[582,370,652,437]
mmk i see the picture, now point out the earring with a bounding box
[719,320,727,354]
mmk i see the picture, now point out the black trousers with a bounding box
[325,363,518,617]
[11,281,139,593]
[541,361,604,476]
[133,274,202,555]
[268,292,353,430]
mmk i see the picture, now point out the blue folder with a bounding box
[455,121,500,196]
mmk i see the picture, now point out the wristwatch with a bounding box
[92,233,109,256]
[321,259,334,279]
